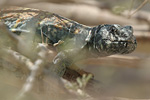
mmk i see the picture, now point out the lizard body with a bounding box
[0,7,137,80]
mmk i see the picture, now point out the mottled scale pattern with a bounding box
[0,7,91,48]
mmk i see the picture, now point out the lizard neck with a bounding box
[84,25,109,58]
[83,26,99,58]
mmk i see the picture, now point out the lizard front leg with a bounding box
[53,49,93,81]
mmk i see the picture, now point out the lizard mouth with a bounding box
[107,36,137,54]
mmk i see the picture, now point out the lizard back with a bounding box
[0,7,91,48]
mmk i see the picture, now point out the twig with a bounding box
[128,0,135,17]
[16,59,43,99]
[78,55,141,68]
[128,0,148,18]
[4,49,34,70]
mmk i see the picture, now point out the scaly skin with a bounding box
[0,7,137,80]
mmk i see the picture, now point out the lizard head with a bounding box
[92,24,137,56]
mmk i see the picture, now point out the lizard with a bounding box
[0,6,137,81]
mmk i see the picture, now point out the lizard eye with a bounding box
[107,25,119,35]
[110,26,117,32]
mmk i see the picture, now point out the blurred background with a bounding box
[0,0,150,99]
